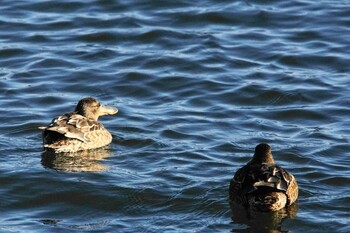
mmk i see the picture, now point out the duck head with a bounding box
[75,97,118,121]
[250,143,275,165]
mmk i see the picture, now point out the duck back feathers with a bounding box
[229,143,298,212]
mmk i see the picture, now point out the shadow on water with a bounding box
[41,148,112,172]
[230,201,298,233]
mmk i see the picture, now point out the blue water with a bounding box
[0,0,349,232]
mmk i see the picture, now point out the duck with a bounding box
[229,143,298,212]
[39,97,118,153]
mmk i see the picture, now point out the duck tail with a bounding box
[248,192,287,212]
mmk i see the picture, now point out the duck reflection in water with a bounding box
[41,148,112,172]
[230,201,298,233]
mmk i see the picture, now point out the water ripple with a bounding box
[0,0,349,232]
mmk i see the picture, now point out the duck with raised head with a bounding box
[39,97,118,153]
[229,143,298,212]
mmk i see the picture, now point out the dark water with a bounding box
[0,0,349,232]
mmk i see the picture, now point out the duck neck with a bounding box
[250,152,275,165]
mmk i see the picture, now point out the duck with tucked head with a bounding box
[39,97,118,153]
[229,143,298,212]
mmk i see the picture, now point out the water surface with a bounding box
[0,0,349,232]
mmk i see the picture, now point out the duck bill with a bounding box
[99,104,118,116]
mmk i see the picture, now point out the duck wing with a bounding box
[42,113,104,143]
[229,163,298,205]
[282,169,298,205]
[229,165,250,205]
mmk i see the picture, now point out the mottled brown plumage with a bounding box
[229,143,298,212]
[39,97,118,153]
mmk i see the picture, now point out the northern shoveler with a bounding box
[39,97,118,153]
[229,143,298,212]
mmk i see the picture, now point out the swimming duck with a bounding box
[229,143,298,212]
[39,97,118,153]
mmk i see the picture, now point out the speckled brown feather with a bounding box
[42,113,112,153]
[229,143,298,211]
[40,98,118,153]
